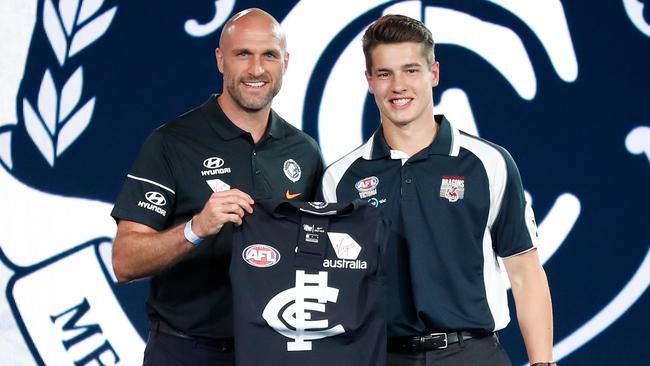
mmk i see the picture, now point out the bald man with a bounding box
[111,8,323,365]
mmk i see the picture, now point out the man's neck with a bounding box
[382,116,439,157]
[217,94,271,143]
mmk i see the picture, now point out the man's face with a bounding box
[366,42,439,128]
[217,21,288,112]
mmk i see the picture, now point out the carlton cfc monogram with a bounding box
[262,270,345,351]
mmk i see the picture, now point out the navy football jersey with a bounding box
[230,200,387,366]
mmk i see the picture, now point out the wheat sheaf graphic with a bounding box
[22,0,117,167]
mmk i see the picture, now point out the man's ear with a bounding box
[365,70,375,94]
[431,61,440,87]
[283,51,290,74]
[216,48,224,73]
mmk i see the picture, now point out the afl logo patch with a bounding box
[203,156,225,169]
[355,176,379,198]
[283,159,302,183]
[145,191,166,206]
[243,244,281,268]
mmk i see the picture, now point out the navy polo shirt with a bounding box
[319,115,538,336]
[111,94,323,338]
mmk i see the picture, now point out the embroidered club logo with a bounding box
[308,202,328,209]
[355,176,379,198]
[243,244,281,268]
[262,270,344,351]
[283,159,302,182]
[439,176,465,202]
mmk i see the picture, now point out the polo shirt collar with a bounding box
[364,115,461,160]
[202,94,286,141]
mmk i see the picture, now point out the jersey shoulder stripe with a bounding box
[321,135,374,202]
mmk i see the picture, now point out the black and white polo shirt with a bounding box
[319,115,538,336]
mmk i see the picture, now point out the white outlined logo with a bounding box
[262,270,344,351]
[203,156,225,169]
[283,159,302,183]
[145,191,166,206]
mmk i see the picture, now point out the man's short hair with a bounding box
[362,14,435,72]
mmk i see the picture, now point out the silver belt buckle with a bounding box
[428,332,448,349]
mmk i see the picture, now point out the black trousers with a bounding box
[387,334,512,366]
[142,331,234,366]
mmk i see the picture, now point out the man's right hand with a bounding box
[191,189,255,238]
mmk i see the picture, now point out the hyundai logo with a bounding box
[145,191,166,206]
[203,157,225,169]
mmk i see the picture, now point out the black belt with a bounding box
[387,331,493,352]
[149,319,234,351]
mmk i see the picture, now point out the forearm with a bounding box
[112,221,193,282]
[511,264,554,363]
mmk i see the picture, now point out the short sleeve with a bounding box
[491,149,538,257]
[111,130,176,231]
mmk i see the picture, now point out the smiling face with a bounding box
[366,42,439,129]
[216,11,288,113]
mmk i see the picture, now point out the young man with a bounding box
[111,8,323,366]
[320,14,555,366]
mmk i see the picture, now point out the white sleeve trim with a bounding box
[321,138,371,203]
[127,174,175,195]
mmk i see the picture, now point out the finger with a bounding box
[222,189,255,205]
[223,213,242,226]
[221,203,245,218]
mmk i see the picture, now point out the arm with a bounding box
[112,189,254,282]
[503,249,554,364]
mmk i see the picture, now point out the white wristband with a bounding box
[184,219,204,245]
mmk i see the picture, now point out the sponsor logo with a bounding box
[322,259,367,270]
[145,191,166,206]
[285,190,302,200]
[439,176,465,202]
[283,159,302,182]
[201,156,231,176]
[355,176,379,198]
[206,178,230,193]
[324,232,367,270]
[367,198,387,208]
[305,233,319,243]
[262,270,344,351]
[303,224,325,233]
[138,191,167,216]
[242,244,281,268]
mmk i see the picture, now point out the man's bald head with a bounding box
[215,8,289,114]
[219,8,286,52]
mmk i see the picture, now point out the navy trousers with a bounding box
[142,331,234,366]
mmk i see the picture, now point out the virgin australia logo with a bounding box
[262,270,345,351]
[323,232,367,270]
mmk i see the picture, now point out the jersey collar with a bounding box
[202,94,286,141]
[364,115,461,161]
[257,200,359,223]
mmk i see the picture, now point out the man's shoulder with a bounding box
[273,112,320,152]
[155,99,211,138]
[457,130,515,163]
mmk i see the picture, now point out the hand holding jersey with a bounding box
[191,189,255,237]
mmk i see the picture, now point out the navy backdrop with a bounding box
[0,0,648,365]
